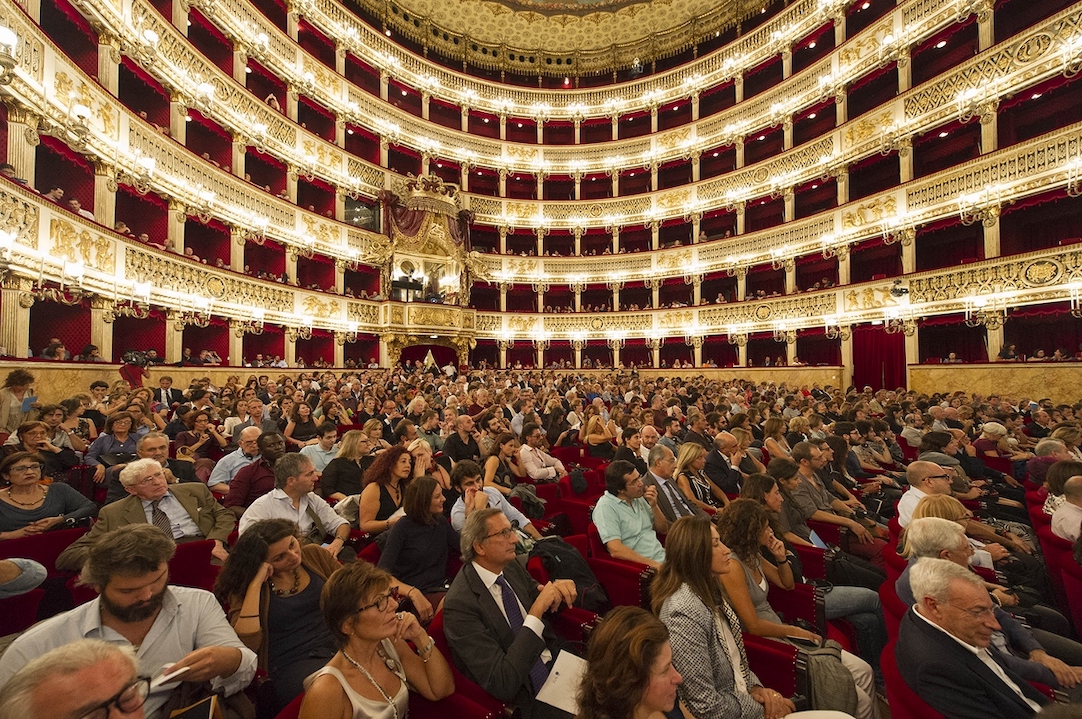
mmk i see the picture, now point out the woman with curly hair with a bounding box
[358,445,412,535]
[215,519,342,712]
[714,500,878,719]
[482,432,527,497]
[0,370,36,434]
[577,605,685,719]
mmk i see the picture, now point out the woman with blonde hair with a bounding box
[674,442,727,512]
[321,430,376,501]
[409,438,451,491]
[362,418,392,453]
[584,414,617,460]
[730,427,766,475]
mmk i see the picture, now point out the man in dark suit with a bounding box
[897,557,1049,719]
[704,431,745,495]
[682,413,713,451]
[444,507,577,719]
[155,376,185,408]
[58,458,234,571]
[642,444,707,523]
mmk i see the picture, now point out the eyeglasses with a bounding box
[946,603,996,620]
[79,677,150,719]
[356,586,399,613]
[483,527,517,541]
[135,471,166,486]
[925,474,954,481]
[8,463,41,473]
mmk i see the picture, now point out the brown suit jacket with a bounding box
[56,483,235,571]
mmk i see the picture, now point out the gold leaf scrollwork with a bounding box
[49,218,114,272]
[842,196,898,229]
[301,296,340,319]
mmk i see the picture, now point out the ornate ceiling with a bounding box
[354,0,765,76]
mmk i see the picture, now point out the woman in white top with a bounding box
[301,562,454,719]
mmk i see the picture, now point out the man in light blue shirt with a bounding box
[300,422,339,473]
[207,426,261,495]
[592,459,667,568]
[449,460,541,540]
[0,525,256,719]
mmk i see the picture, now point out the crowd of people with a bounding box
[0,360,1078,718]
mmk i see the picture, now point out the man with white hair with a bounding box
[56,458,234,571]
[898,557,1050,718]
[0,640,147,719]
[898,519,1082,696]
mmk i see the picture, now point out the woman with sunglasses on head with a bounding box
[0,451,96,540]
[215,519,342,713]
[300,561,454,719]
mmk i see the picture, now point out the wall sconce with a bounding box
[958,185,1004,227]
[62,99,91,152]
[0,25,17,85]
[726,325,748,347]
[1066,158,1082,198]
[121,155,156,195]
[236,308,265,336]
[1070,284,1082,318]
[497,334,515,351]
[31,261,86,306]
[193,187,216,223]
[176,296,213,328]
[532,332,550,351]
[824,316,851,341]
[772,323,796,344]
[192,81,215,114]
[884,307,918,335]
[287,317,314,341]
[963,296,1006,329]
[342,322,359,343]
[607,332,625,351]
[1061,34,1082,78]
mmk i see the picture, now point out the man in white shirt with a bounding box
[639,424,659,465]
[898,558,1048,718]
[518,423,568,482]
[239,453,350,558]
[897,460,956,528]
[1052,474,1082,542]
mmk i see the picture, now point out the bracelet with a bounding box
[238,614,260,619]
[417,637,436,662]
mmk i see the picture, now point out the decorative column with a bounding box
[97,34,120,96]
[498,168,508,197]
[285,85,299,124]
[783,186,795,223]
[650,163,659,193]
[572,284,582,311]
[230,228,247,271]
[286,248,299,286]
[650,221,660,251]
[228,320,246,367]
[379,136,390,169]
[786,334,798,366]
[610,227,619,254]
[986,325,1004,362]
[734,138,745,169]
[835,88,848,126]
[783,116,794,151]
[687,336,703,368]
[904,331,919,370]
[332,332,347,367]
[783,258,796,294]
[498,339,511,369]
[499,283,508,311]
[379,71,389,102]
[976,0,994,51]
[837,246,851,285]
[89,297,113,361]
[734,200,746,235]
[572,227,582,256]
[573,118,581,144]
[610,114,619,141]
[608,337,623,368]
[734,74,744,104]
[164,311,185,363]
[690,92,700,121]
[898,137,914,183]
[734,267,747,301]
[534,339,547,370]
[0,277,33,358]
[647,277,661,308]
[650,107,658,134]
[421,92,430,121]
[782,47,792,79]
[284,329,298,367]
[167,200,186,254]
[840,332,854,390]
[169,94,188,144]
[571,338,585,369]
[983,208,1001,259]
[833,13,845,47]
[836,167,849,207]
[647,338,663,369]
[535,227,546,259]
[979,102,999,155]
[172,0,188,35]
[499,114,507,141]
[92,162,117,229]
[691,152,701,183]
[897,49,912,93]
[688,275,702,305]
[233,49,249,84]
[901,235,916,274]
[334,258,347,294]
[607,279,622,312]
[4,105,38,186]
[231,133,247,179]
[498,226,508,255]
[572,172,582,201]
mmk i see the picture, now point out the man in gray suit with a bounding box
[642,445,708,523]
[444,508,577,719]
[57,458,234,571]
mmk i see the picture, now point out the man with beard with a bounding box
[0,525,256,719]
[57,459,234,571]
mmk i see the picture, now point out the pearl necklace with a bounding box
[341,648,401,719]
[6,485,45,507]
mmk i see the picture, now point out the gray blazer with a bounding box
[659,583,765,719]
[643,472,708,524]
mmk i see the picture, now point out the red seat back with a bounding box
[743,634,804,700]
[273,693,304,719]
[1060,555,1082,634]
[880,640,946,719]
[0,527,89,577]
[0,588,44,635]
[169,540,219,592]
[879,583,908,638]
[1036,524,1073,612]
[428,610,507,717]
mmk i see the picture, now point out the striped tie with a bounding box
[150,499,173,538]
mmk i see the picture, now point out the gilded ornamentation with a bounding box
[844,286,900,311]
[506,147,540,163]
[302,296,340,319]
[542,313,653,334]
[124,248,293,311]
[1022,259,1061,287]
[841,196,898,229]
[390,305,404,324]
[49,219,114,272]
[656,128,693,151]
[302,216,338,245]
[843,112,894,149]
[347,302,380,324]
[656,249,692,269]
[655,189,692,210]
[507,315,537,333]
[302,140,343,168]
[0,189,39,249]
[409,305,461,328]
[659,311,693,329]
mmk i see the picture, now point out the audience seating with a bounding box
[805,519,847,546]
[742,634,808,706]
[0,588,45,635]
[428,610,508,717]
[170,539,220,592]
[1035,524,1073,613]
[880,641,946,719]
[767,582,853,653]
[879,583,908,638]
[790,544,828,581]
[1060,559,1082,634]
[0,527,88,577]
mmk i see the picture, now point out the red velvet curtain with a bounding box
[182,319,230,362]
[918,315,988,362]
[852,324,906,390]
[28,301,91,358]
[1004,306,1082,358]
[242,326,285,362]
[796,330,841,366]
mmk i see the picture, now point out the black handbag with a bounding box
[98,452,137,467]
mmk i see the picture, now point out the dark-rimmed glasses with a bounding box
[483,527,516,541]
[356,586,399,613]
[79,676,150,719]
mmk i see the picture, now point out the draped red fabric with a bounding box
[112,311,167,362]
[918,320,988,362]
[295,332,334,366]
[852,324,906,390]
[182,321,230,361]
[400,344,457,368]
[796,331,841,366]
[377,190,425,237]
[242,326,285,361]
[29,301,92,359]
[1004,309,1082,358]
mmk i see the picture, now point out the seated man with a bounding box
[444,507,577,719]
[1051,474,1082,542]
[0,526,257,719]
[591,459,667,568]
[0,640,145,719]
[104,432,198,505]
[449,460,542,540]
[518,423,568,482]
[58,459,233,571]
[206,426,261,496]
[898,518,1082,697]
[642,445,707,523]
[703,431,745,495]
[299,422,339,473]
[222,432,284,517]
[238,453,350,559]
[897,558,1049,719]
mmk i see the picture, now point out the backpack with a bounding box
[569,468,588,495]
[529,537,612,614]
[801,640,860,715]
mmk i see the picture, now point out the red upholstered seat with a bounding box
[0,527,88,577]
[0,588,45,635]
[880,640,946,719]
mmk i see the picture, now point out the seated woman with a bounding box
[408,439,451,496]
[83,411,139,484]
[715,501,880,719]
[730,427,767,475]
[59,396,98,449]
[675,442,728,512]
[362,418,393,453]
[974,421,1033,462]
[321,431,375,502]
[544,407,575,448]
[613,426,648,476]
[358,446,413,536]
[285,402,320,449]
[320,400,352,427]
[583,415,617,460]
[299,562,454,719]
[578,605,686,719]
[652,515,802,719]
[174,409,228,483]
[0,421,80,482]
[377,476,455,622]
[0,451,97,540]
[481,432,527,497]
[215,519,342,712]
[763,417,792,461]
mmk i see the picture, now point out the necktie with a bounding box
[664,481,690,517]
[150,499,173,538]
[720,598,753,688]
[495,575,550,693]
